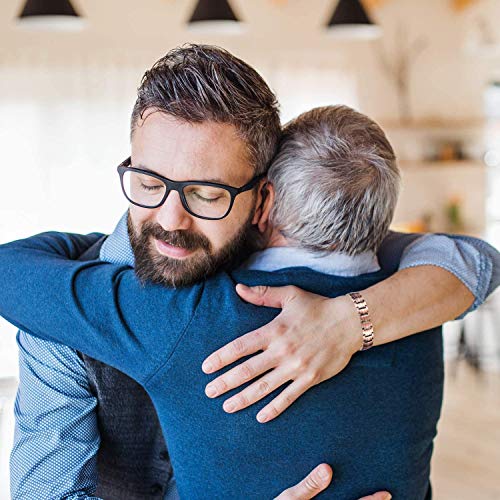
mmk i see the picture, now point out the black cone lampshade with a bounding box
[326,0,381,39]
[17,0,85,30]
[188,0,243,33]
[189,0,238,23]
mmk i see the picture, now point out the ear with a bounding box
[252,180,275,234]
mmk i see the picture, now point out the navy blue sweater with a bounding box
[0,232,443,499]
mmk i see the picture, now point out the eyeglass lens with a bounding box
[122,170,232,218]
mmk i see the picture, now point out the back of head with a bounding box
[131,44,281,175]
[268,105,400,255]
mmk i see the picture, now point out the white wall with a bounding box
[1,0,499,122]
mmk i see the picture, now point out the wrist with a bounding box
[327,295,364,357]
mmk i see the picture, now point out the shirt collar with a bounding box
[241,247,380,276]
[101,211,380,276]
[100,212,135,266]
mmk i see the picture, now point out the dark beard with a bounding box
[128,212,264,288]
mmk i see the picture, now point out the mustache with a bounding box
[141,221,211,252]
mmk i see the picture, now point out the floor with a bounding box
[431,363,500,499]
[0,364,498,499]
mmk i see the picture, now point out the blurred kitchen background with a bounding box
[0,0,499,498]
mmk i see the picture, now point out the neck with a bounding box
[266,228,290,249]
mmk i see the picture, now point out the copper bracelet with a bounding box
[348,292,374,351]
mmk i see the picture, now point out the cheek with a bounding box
[196,219,236,251]
[201,197,254,251]
[129,205,153,229]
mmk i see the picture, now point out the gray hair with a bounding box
[131,44,281,175]
[268,105,400,255]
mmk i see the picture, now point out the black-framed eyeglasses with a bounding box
[117,157,265,221]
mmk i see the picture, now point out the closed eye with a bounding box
[192,192,221,203]
[141,183,163,192]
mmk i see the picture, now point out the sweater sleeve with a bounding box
[0,232,202,384]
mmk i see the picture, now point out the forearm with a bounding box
[0,233,134,372]
[336,266,474,349]
[0,232,197,382]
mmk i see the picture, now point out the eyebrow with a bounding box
[133,163,229,185]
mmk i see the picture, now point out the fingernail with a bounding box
[223,401,236,412]
[202,360,213,373]
[318,465,330,480]
[205,385,217,397]
[384,494,392,500]
[257,411,269,423]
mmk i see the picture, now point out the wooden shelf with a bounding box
[399,159,485,170]
[380,119,487,133]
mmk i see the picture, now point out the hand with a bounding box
[202,284,362,423]
[274,463,391,500]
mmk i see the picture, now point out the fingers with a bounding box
[202,327,268,374]
[274,464,333,500]
[256,377,312,423]
[358,492,392,500]
[220,367,291,414]
[205,352,275,399]
[236,284,299,308]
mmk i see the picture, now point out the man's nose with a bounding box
[155,190,192,232]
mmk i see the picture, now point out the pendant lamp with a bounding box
[188,0,243,34]
[17,0,85,30]
[326,0,381,39]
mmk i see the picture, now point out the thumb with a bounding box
[274,463,333,499]
[236,284,298,308]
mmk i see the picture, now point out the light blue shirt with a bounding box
[10,214,500,499]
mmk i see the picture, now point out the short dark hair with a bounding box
[131,44,281,175]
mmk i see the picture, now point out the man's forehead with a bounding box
[131,111,253,185]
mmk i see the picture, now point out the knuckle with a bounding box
[305,370,321,385]
[274,346,288,361]
[304,474,321,492]
[292,357,308,373]
[253,286,270,303]
[286,342,298,356]
[253,328,265,345]
[215,378,228,393]
[211,352,223,369]
[240,363,254,381]
[231,337,246,356]
[267,404,280,419]
[258,380,271,396]
[276,341,295,359]
[275,322,288,337]
[283,392,296,407]
[236,394,248,408]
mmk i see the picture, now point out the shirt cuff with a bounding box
[399,234,493,319]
